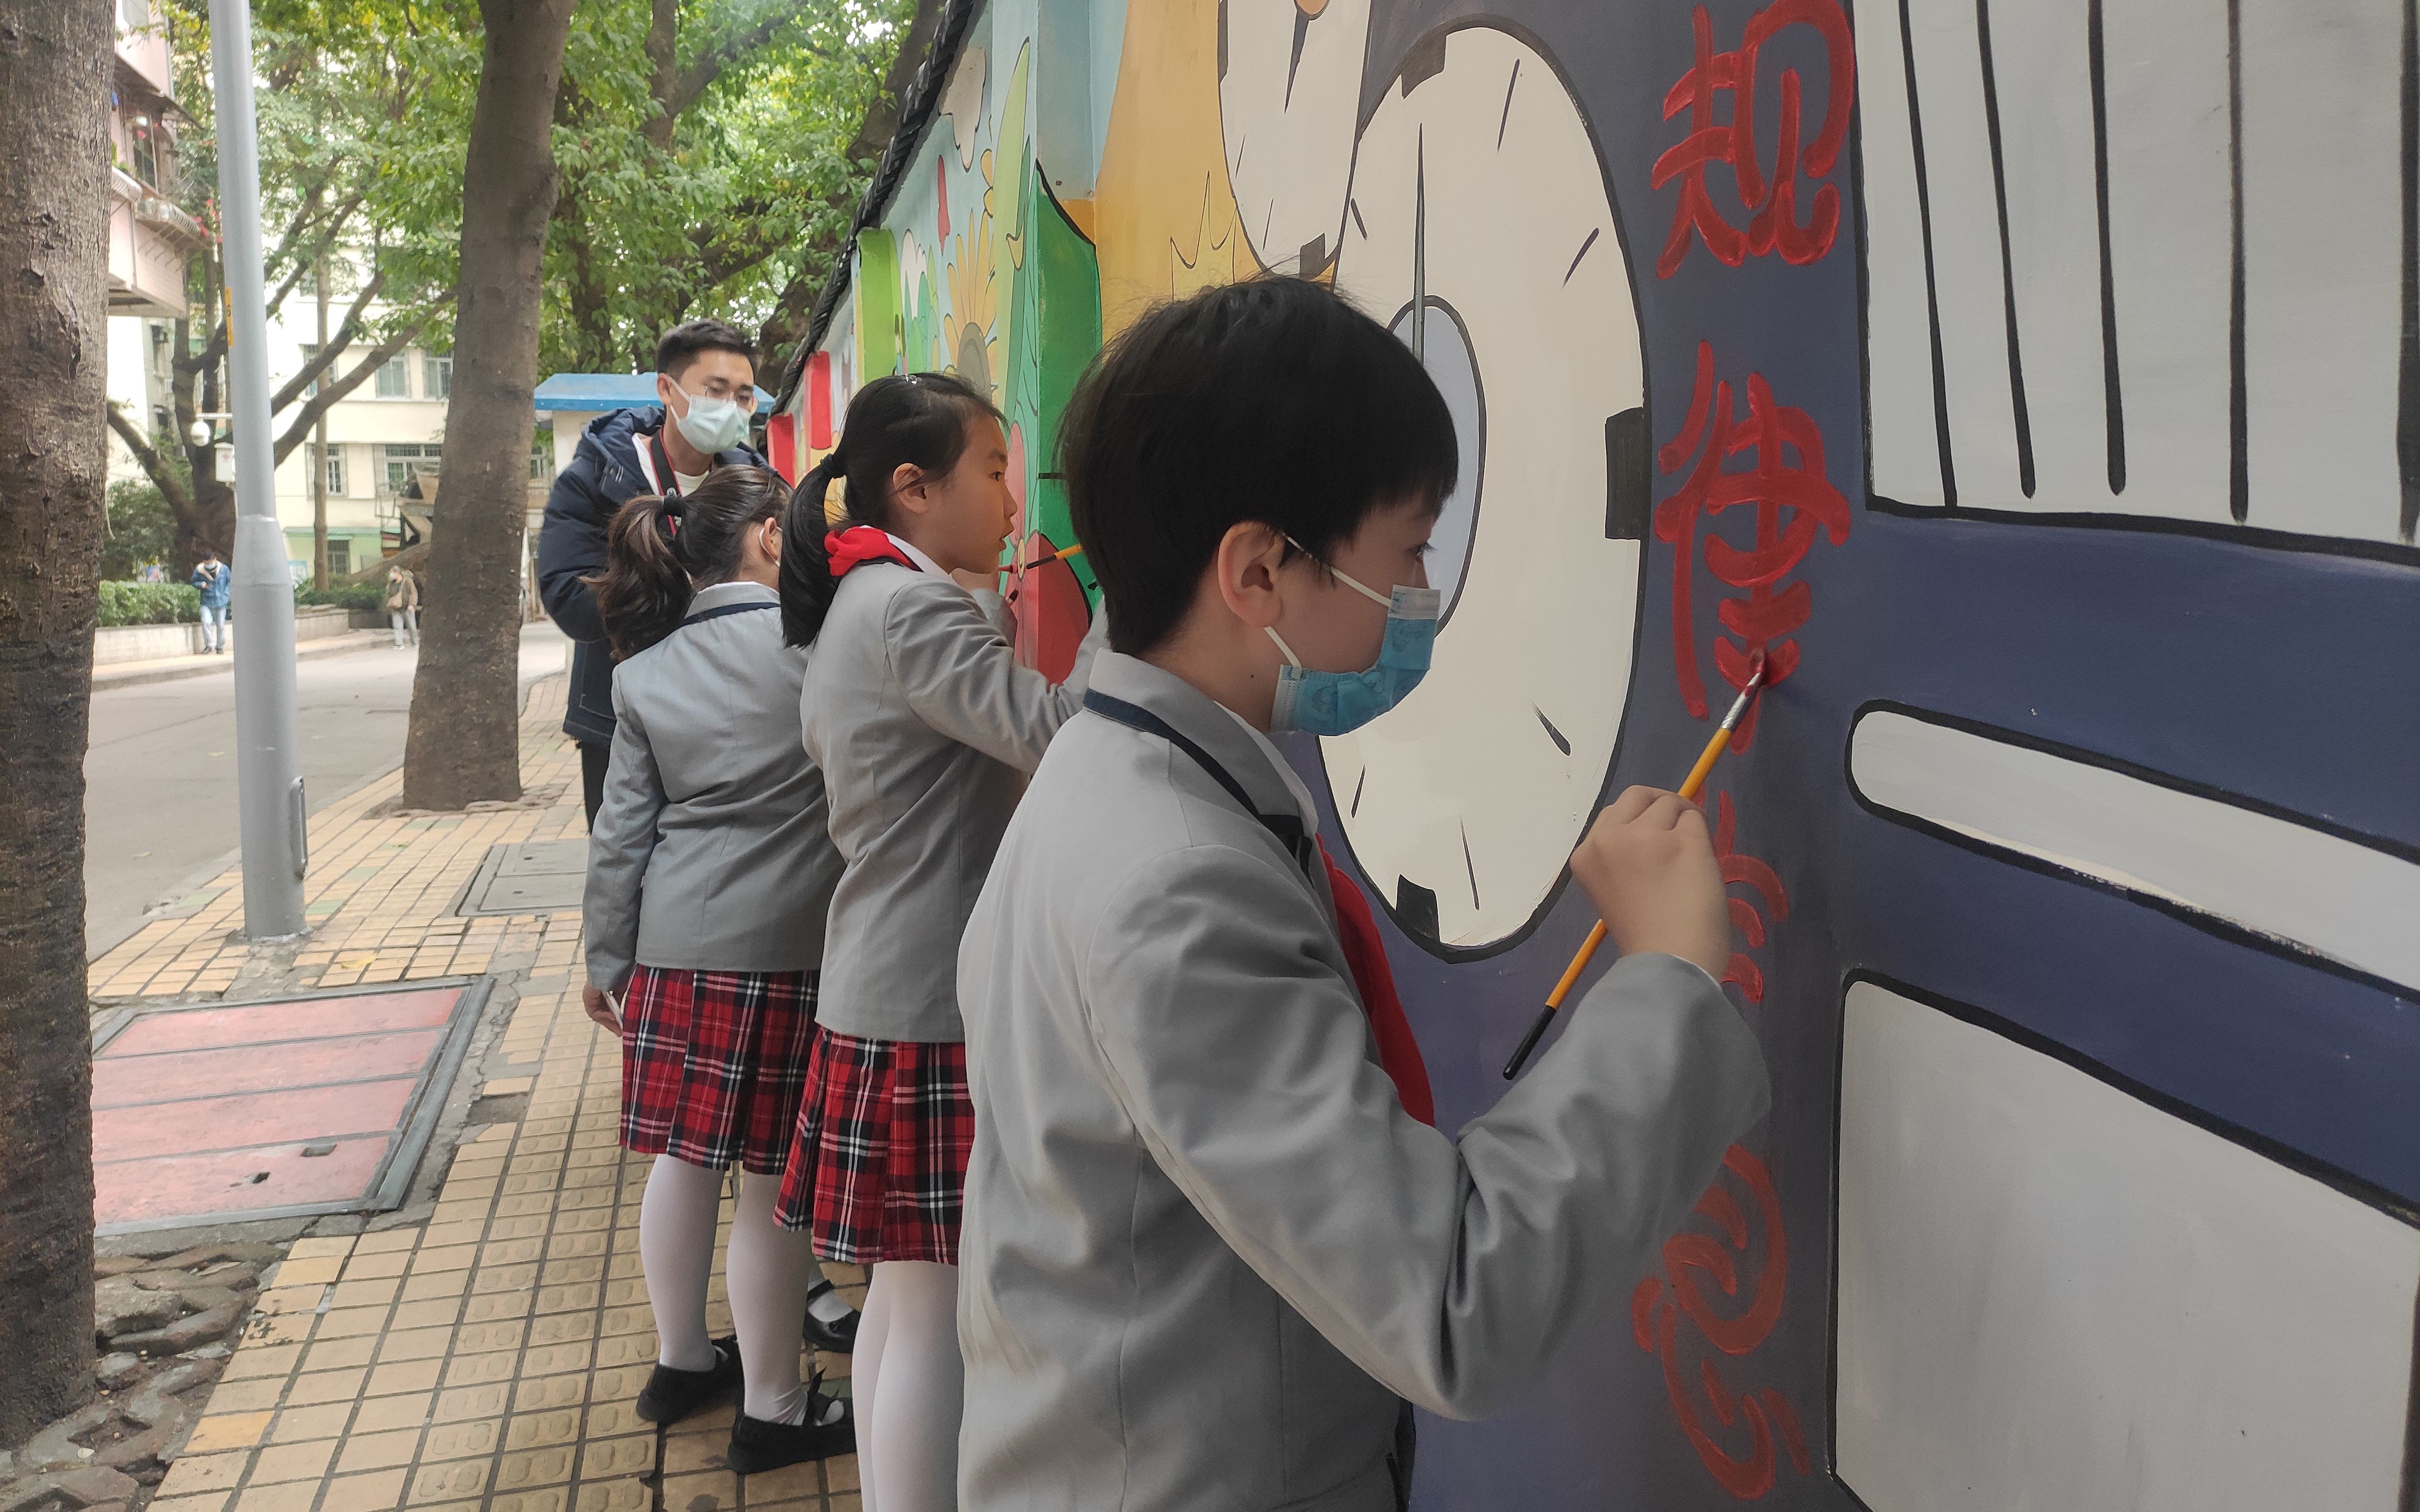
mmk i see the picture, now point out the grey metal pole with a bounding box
[209,0,307,938]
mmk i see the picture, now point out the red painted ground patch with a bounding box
[92,984,484,1233]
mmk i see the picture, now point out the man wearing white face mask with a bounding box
[538,320,768,828]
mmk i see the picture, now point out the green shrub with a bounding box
[295,582,385,613]
[98,580,200,627]
[100,479,179,581]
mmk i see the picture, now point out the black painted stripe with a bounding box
[2228,0,2249,523]
[1535,706,1571,755]
[1498,58,1521,149]
[1900,0,1958,506]
[1564,227,1600,285]
[2088,0,2127,494]
[1975,0,2037,497]
[2400,0,2418,540]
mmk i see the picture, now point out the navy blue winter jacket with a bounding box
[535,405,764,747]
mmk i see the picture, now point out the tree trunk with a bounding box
[402,0,575,808]
[0,0,109,1449]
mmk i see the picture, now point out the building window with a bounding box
[382,443,435,495]
[322,445,345,497]
[328,538,351,578]
[126,115,160,189]
[299,342,322,396]
[423,356,452,400]
[120,0,150,27]
[530,438,551,481]
[375,356,409,399]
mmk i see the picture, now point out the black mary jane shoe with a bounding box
[727,1372,856,1475]
[634,1336,741,1424]
[801,1278,860,1354]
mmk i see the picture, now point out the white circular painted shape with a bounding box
[1218,0,1373,274]
[1327,26,1645,952]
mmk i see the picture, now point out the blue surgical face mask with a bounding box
[1265,539,1440,737]
[673,386,748,456]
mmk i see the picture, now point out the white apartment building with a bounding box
[107,285,551,581]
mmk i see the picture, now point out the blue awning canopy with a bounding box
[532,374,775,413]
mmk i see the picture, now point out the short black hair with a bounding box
[1060,277,1456,655]
[656,319,757,379]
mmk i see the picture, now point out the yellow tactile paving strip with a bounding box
[126,675,866,1512]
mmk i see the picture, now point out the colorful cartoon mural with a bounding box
[775,1,2420,1507]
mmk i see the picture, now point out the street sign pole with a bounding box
[208,0,307,937]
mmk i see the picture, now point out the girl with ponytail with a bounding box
[771,373,1106,1512]
[578,466,863,1475]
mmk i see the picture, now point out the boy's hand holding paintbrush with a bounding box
[1568,785,1732,982]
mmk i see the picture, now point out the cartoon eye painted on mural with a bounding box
[1322,25,1649,955]
[1216,0,1372,275]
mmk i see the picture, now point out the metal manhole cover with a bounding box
[88,978,492,1234]
[456,839,588,916]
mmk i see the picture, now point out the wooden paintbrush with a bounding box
[1502,649,1768,1079]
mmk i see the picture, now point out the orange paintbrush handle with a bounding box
[1541,725,1731,1011]
[1505,660,1765,1079]
[1676,726,1733,804]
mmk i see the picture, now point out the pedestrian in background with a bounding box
[538,319,767,830]
[189,549,230,654]
[384,564,421,647]
[581,465,860,1475]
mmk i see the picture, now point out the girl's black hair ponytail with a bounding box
[775,370,1004,649]
[587,466,789,658]
[589,494,689,658]
[779,450,847,648]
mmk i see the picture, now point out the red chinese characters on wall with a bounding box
[1653,0,1856,278]
[1631,1145,1811,1499]
[1712,791,1787,1004]
[1654,341,1851,751]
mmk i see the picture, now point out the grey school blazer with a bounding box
[955,652,1772,1512]
[801,560,1103,1043]
[583,581,842,993]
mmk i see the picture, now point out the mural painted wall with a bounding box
[784,1,2420,1507]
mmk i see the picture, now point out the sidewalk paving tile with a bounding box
[134,673,865,1511]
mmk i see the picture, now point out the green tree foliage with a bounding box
[547,0,919,376]
[100,475,181,580]
[108,0,477,567]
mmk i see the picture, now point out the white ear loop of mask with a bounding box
[1268,534,1399,665]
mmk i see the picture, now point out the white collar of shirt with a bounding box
[884,531,947,579]
[1218,706,1319,839]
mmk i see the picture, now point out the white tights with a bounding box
[854,1259,963,1512]
[638,1154,828,1423]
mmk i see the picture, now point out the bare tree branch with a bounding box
[269,262,392,413]
[272,290,455,463]
[105,403,195,516]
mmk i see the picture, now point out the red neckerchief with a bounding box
[1319,841,1436,1126]
[825,526,917,578]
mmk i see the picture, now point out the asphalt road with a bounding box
[84,622,572,957]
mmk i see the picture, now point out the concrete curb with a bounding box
[91,630,402,693]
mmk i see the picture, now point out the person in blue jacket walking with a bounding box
[189,549,231,654]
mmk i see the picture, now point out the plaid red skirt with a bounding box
[620,966,817,1175]
[775,1026,973,1265]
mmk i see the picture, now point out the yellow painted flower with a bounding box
[945,204,1002,397]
